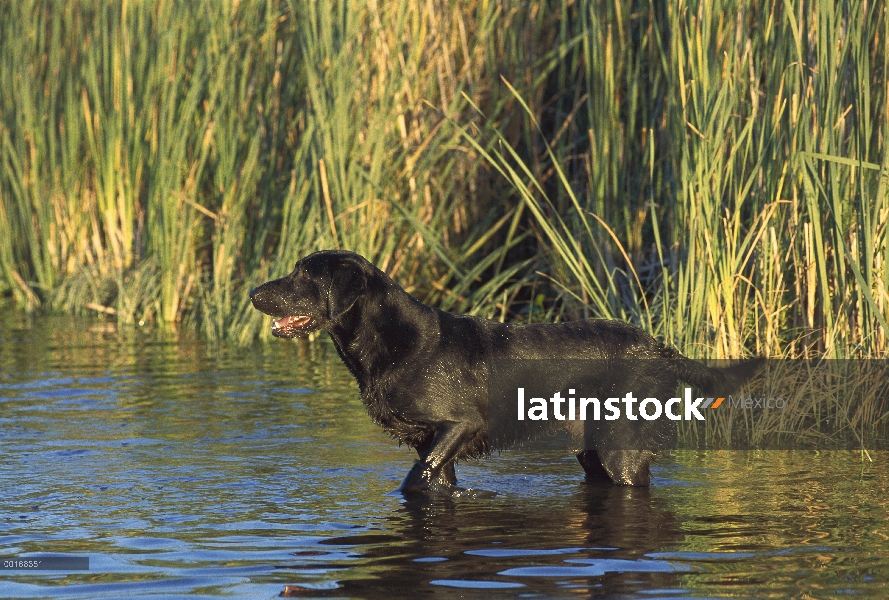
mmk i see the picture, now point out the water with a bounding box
[1,312,887,598]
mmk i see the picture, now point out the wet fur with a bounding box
[250,250,760,492]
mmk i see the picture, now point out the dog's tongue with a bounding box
[273,315,311,330]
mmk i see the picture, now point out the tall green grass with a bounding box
[1,0,887,359]
[459,0,888,359]
[0,0,536,342]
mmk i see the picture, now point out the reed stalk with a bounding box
[0,0,885,362]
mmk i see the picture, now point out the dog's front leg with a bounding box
[399,421,476,493]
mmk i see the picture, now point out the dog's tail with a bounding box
[668,354,764,395]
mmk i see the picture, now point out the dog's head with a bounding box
[249,250,371,338]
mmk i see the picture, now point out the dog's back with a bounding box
[251,250,761,492]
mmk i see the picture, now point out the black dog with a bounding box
[249,250,759,492]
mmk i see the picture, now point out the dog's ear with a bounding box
[328,257,368,321]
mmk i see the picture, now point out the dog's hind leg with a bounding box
[576,450,611,479]
[573,424,652,485]
[594,449,654,486]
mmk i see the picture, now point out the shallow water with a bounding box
[1,313,887,599]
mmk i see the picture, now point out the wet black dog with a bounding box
[249,250,759,492]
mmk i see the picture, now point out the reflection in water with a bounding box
[1,312,887,597]
[319,482,685,597]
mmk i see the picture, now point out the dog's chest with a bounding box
[359,383,431,448]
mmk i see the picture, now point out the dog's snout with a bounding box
[249,285,268,306]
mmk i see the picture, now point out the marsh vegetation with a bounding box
[0,0,886,359]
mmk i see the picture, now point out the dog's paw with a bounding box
[397,459,434,494]
[395,460,498,499]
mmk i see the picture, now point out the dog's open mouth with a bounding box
[271,315,316,338]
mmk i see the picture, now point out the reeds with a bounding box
[0,0,532,341]
[1,0,886,358]
[458,0,888,359]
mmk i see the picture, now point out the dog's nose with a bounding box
[249,287,258,299]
